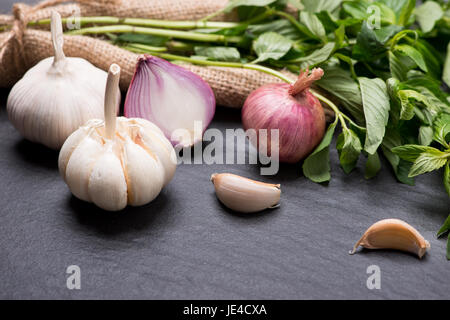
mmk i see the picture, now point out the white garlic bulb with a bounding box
[59,64,177,211]
[7,11,115,150]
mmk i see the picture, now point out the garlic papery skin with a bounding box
[124,55,216,148]
[59,64,177,212]
[7,11,116,150]
[211,173,281,213]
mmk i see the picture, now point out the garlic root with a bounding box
[211,173,281,213]
[350,219,430,259]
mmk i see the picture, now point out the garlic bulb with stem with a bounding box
[7,11,116,150]
[59,64,177,212]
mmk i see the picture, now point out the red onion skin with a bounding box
[242,82,325,163]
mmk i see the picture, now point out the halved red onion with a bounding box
[124,55,216,147]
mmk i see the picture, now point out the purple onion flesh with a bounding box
[125,55,216,147]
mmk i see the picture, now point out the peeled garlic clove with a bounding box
[211,173,281,213]
[350,219,430,259]
[7,11,117,150]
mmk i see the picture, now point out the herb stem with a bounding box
[66,25,243,43]
[273,10,316,39]
[124,47,295,82]
[30,16,240,30]
[311,90,347,129]
[121,44,345,127]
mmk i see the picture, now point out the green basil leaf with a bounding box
[352,22,386,61]
[381,129,415,185]
[252,32,292,63]
[224,0,278,13]
[248,20,301,40]
[391,144,436,162]
[299,12,326,39]
[414,1,443,33]
[359,77,390,154]
[408,149,449,177]
[302,119,338,183]
[342,0,370,20]
[447,234,450,261]
[353,23,402,62]
[290,42,335,69]
[316,66,364,124]
[389,51,415,82]
[365,152,381,179]
[397,89,433,121]
[302,0,342,13]
[317,11,339,33]
[379,0,415,26]
[404,76,449,103]
[334,53,357,78]
[405,38,442,79]
[394,44,428,73]
[443,43,450,88]
[438,214,450,237]
[418,126,434,146]
[334,24,346,48]
[337,128,362,174]
[433,113,450,147]
[444,162,450,198]
[194,46,241,62]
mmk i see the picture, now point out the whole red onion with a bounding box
[242,68,326,163]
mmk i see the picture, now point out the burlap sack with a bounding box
[0,0,301,108]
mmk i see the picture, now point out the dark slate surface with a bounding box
[0,1,449,300]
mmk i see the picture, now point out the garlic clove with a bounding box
[58,126,91,180]
[350,219,430,259]
[133,120,177,186]
[211,173,281,213]
[123,137,165,206]
[64,135,103,202]
[88,145,128,211]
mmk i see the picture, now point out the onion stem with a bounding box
[29,16,240,30]
[66,25,244,44]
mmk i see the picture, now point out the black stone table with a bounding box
[0,0,449,300]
